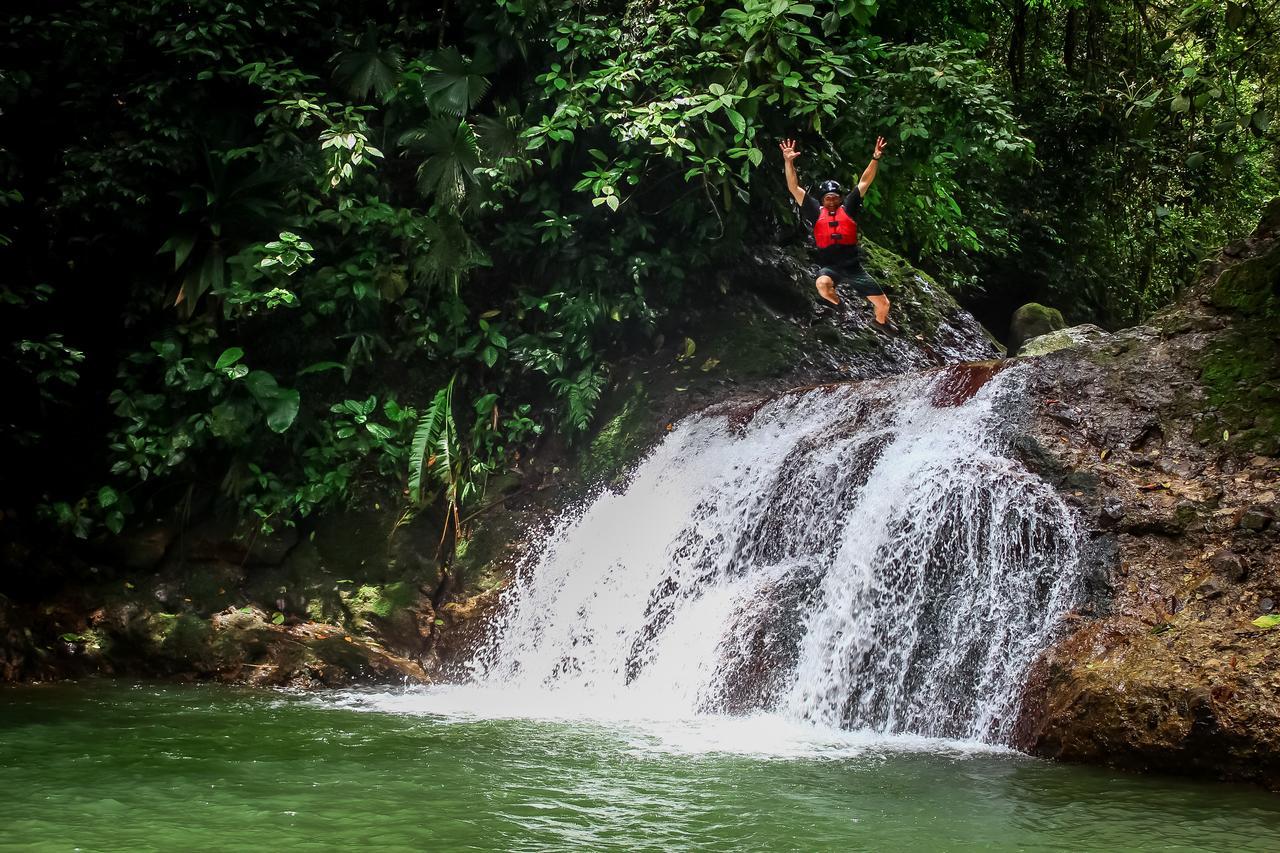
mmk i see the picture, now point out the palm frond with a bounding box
[401,117,482,207]
[408,377,454,504]
[332,24,403,101]
[418,47,494,116]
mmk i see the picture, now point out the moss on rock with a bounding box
[1009,302,1067,353]
[1017,324,1110,357]
[1197,321,1280,455]
[1211,240,1280,318]
[582,380,655,486]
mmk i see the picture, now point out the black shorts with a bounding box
[817,264,884,297]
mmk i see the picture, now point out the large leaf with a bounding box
[408,377,455,503]
[244,370,300,433]
[332,24,403,101]
[401,118,482,207]
[418,47,493,116]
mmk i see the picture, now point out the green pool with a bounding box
[0,681,1275,851]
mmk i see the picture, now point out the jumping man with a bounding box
[780,137,890,325]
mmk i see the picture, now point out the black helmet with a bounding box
[817,179,842,197]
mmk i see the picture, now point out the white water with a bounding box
[341,364,1083,751]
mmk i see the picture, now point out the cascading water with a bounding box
[465,363,1083,744]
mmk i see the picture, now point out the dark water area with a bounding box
[0,681,1276,851]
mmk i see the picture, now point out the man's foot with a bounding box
[873,318,901,334]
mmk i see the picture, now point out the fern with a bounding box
[408,377,454,504]
[549,366,606,432]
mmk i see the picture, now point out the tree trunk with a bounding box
[1009,0,1028,89]
[1064,7,1078,75]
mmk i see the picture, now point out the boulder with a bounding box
[1008,302,1067,353]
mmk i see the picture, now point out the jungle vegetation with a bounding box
[1,0,1275,548]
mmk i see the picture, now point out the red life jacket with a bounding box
[813,205,858,249]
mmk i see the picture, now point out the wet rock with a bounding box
[1209,549,1247,582]
[182,516,299,567]
[1014,200,1280,789]
[1238,505,1275,530]
[1195,576,1224,599]
[1098,497,1126,529]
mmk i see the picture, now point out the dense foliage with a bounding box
[0,0,1274,546]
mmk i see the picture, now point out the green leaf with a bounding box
[687,5,704,24]
[333,24,403,100]
[97,486,118,509]
[408,377,455,504]
[1186,152,1205,168]
[244,370,301,433]
[419,47,493,116]
[214,347,244,370]
[1171,94,1190,113]
[272,611,286,625]
[297,361,346,376]
[365,422,394,441]
[726,108,746,135]
[1252,614,1280,629]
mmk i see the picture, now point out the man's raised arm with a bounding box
[779,139,806,206]
[856,136,887,197]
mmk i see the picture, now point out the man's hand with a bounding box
[779,139,801,163]
[873,136,887,160]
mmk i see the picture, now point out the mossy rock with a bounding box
[860,240,949,339]
[1197,321,1280,456]
[343,581,417,625]
[1009,303,1067,353]
[581,379,656,486]
[150,612,214,668]
[1017,324,1109,357]
[1211,241,1280,318]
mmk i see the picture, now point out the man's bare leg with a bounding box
[816,275,840,305]
[867,294,890,324]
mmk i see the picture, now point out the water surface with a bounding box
[1,681,1276,851]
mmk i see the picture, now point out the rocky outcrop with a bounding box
[1012,200,1280,788]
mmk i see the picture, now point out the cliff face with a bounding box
[1011,200,1280,788]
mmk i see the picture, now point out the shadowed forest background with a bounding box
[1,0,1275,555]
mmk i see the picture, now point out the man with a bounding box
[779,137,890,326]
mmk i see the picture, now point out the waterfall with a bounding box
[468,363,1082,744]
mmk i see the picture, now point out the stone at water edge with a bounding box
[1016,324,1110,357]
[1008,302,1067,354]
